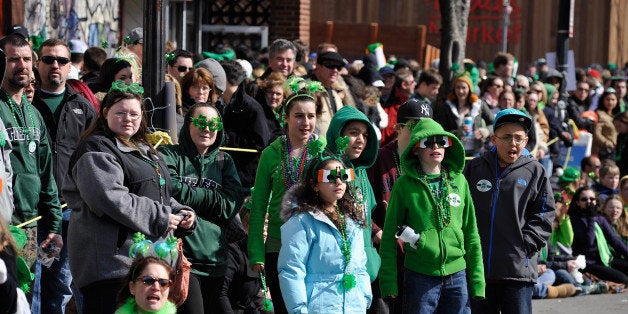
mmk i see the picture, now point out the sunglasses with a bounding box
[177,66,193,73]
[136,276,172,288]
[579,197,596,202]
[417,136,452,149]
[191,114,223,131]
[317,167,355,183]
[321,63,343,71]
[40,56,70,65]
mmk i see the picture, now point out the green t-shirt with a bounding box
[40,90,65,119]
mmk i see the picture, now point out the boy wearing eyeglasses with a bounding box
[379,117,485,313]
[464,108,555,313]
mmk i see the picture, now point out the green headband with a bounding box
[109,80,144,95]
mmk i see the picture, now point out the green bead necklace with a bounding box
[420,167,452,228]
[1,91,37,141]
[336,205,356,291]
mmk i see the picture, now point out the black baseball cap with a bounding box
[11,25,29,39]
[397,99,433,123]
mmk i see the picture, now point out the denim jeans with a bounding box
[32,210,83,314]
[472,281,533,314]
[403,269,470,314]
[532,268,555,299]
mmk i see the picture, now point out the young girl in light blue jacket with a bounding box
[278,152,372,313]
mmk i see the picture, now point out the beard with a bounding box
[7,70,30,89]
[47,73,64,88]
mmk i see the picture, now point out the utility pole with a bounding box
[502,0,512,52]
[143,0,167,100]
[143,0,176,135]
[556,0,574,95]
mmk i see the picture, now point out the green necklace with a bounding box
[336,205,356,291]
[1,91,37,141]
[420,167,452,228]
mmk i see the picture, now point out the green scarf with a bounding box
[115,298,177,314]
[594,222,613,267]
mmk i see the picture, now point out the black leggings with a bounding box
[80,278,126,314]
[178,273,224,314]
[584,262,628,286]
[265,252,288,314]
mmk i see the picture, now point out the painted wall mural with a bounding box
[25,0,120,49]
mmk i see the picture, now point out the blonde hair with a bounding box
[602,195,628,237]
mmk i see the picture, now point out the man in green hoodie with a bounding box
[326,106,383,310]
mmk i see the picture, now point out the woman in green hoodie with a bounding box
[248,85,321,314]
[379,118,485,313]
[326,106,381,285]
[159,103,243,313]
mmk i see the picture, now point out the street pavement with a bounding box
[532,292,628,313]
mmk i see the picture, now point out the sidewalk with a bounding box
[532,293,628,313]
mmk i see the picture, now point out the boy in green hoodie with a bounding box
[379,118,485,313]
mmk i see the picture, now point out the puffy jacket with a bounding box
[379,118,485,298]
[159,111,243,276]
[326,106,381,281]
[278,188,372,313]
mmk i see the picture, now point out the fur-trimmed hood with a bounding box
[280,184,320,222]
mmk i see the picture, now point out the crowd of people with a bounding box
[0,23,628,314]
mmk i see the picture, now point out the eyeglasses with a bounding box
[40,56,70,65]
[495,135,527,145]
[113,111,142,120]
[579,197,596,202]
[321,63,343,71]
[577,87,590,92]
[493,84,504,88]
[136,276,172,288]
[177,66,193,73]
[417,136,452,149]
[317,167,355,183]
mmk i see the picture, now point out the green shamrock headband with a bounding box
[191,114,223,131]
[109,80,144,95]
[279,78,326,128]
[335,136,350,154]
[165,53,175,62]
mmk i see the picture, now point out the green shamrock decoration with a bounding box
[335,136,350,154]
